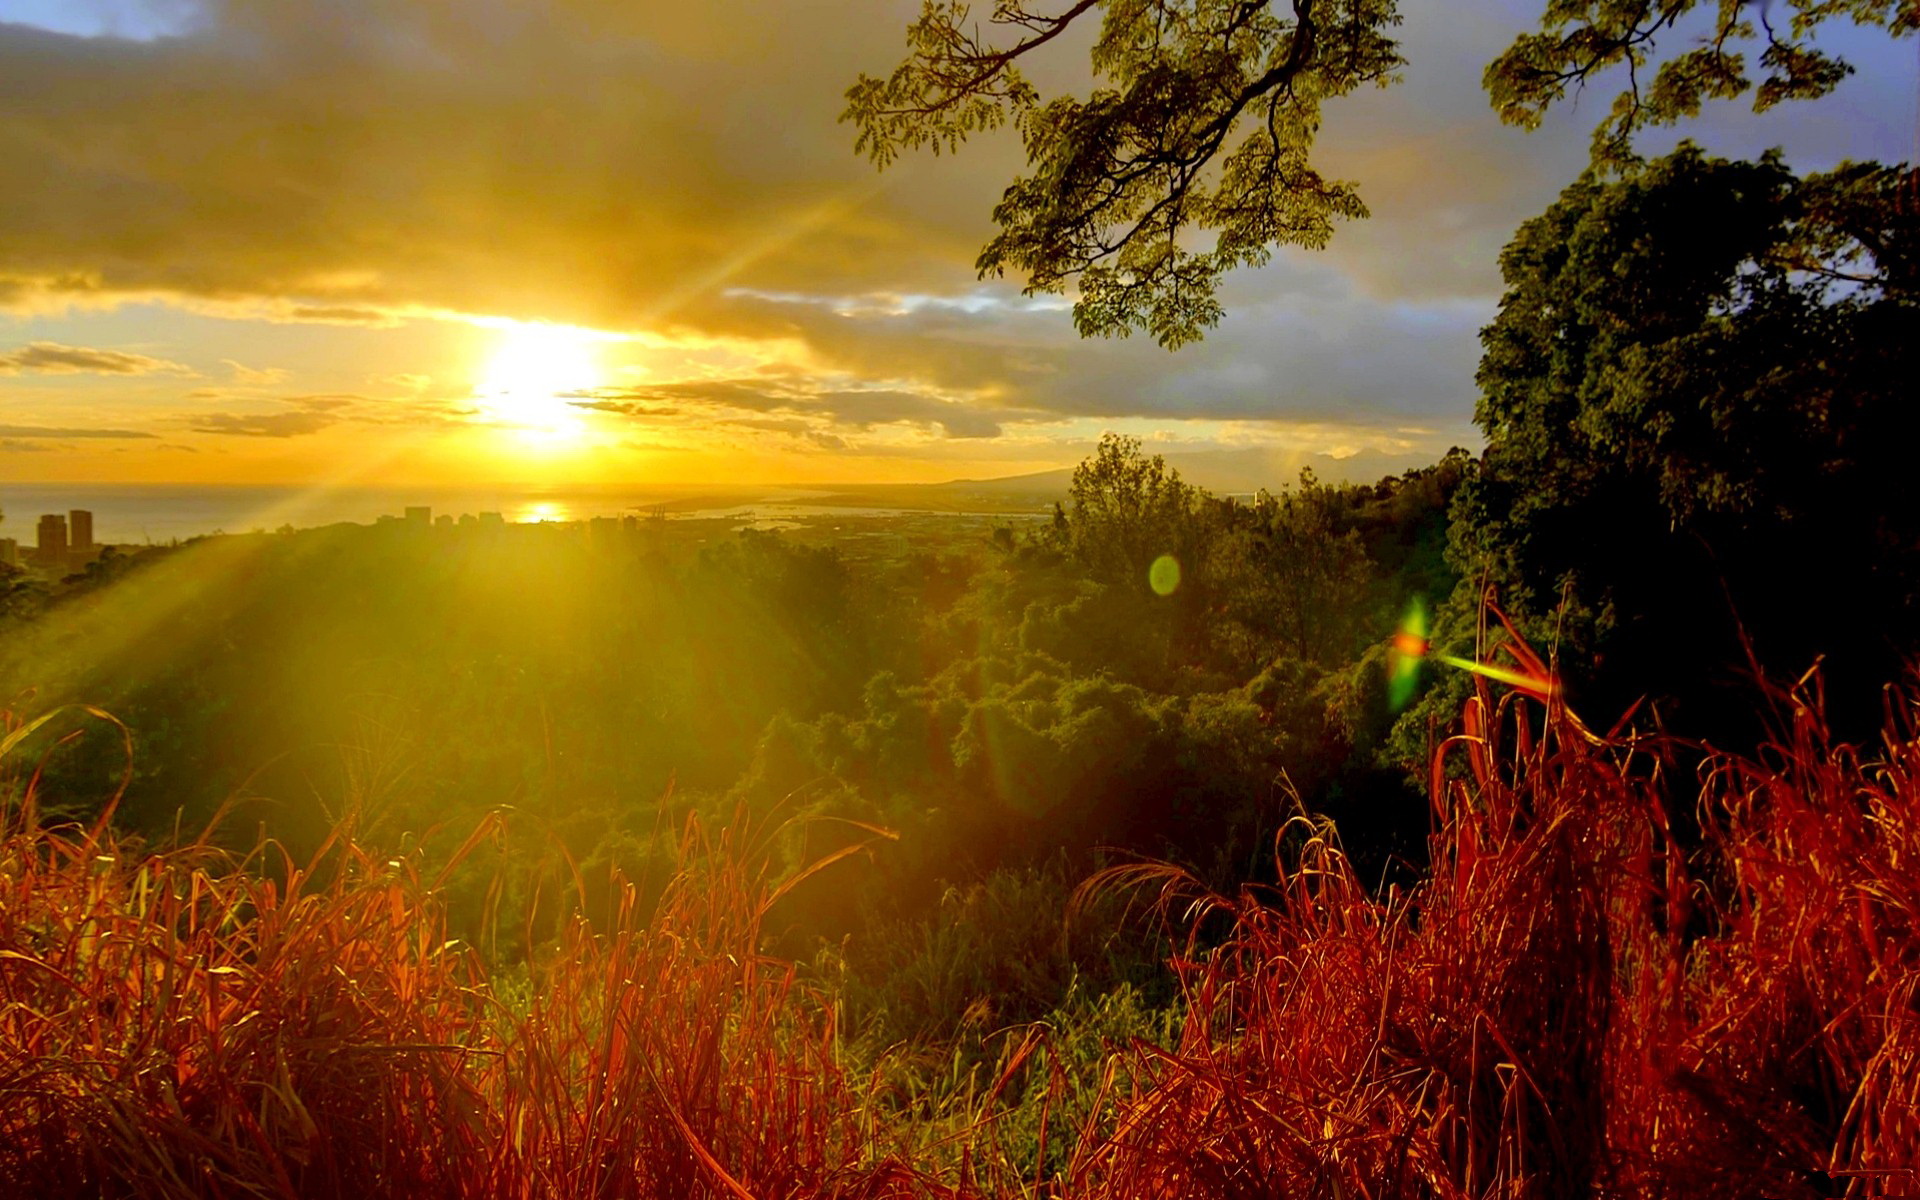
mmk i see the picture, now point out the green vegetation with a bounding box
[8,653,1920,1196]
[2,2,1915,1188]
[0,437,1467,1026]
[1421,146,1918,752]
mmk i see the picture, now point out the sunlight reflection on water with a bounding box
[513,501,572,524]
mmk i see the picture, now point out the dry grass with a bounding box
[5,651,1919,1198]
[1064,659,1920,1199]
[0,707,942,1200]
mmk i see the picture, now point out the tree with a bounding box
[850,0,1912,344]
[1444,145,1919,737]
[1486,0,1920,165]
[845,0,1404,347]
[1057,432,1202,587]
[0,561,35,623]
[1215,470,1373,666]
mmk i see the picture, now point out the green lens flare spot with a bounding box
[1387,595,1430,712]
[1149,555,1181,596]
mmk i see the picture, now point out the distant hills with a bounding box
[806,444,1460,513]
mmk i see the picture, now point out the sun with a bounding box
[474,322,609,440]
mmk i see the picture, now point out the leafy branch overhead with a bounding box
[850,0,1912,348]
[843,1,1406,348]
[1489,0,1920,165]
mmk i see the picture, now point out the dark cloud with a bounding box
[566,397,682,418]
[280,394,362,412]
[661,281,1485,433]
[0,1,980,328]
[281,306,404,326]
[581,380,806,412]
[0,423,156,438]
[0,340,189,375]
[575,378,1035,441]
[0,438,64,452]
[811,390,1008,438]
[192,410,337,437]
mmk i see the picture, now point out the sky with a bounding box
[0,0,1912,489]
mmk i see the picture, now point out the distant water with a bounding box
[0,483,1032,547]
[0,484,763,547]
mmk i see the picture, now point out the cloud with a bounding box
[223,359,290,385]
[0,340,189,375]
[573,377,1036,441]
[813,390,1007,438]
[0,423,156,438]
[0,0,1905,477]
[279,394,362,412]
[0,438,64,452]
[279,306,404,327]
[567,398,682,418]
[192,410,338,438]
[0,2,983,330]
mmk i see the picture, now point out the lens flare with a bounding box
[1435,653,1559,700]
[1387,597,1428,711]
[1385,597,1559,708]
[1149,555,1181,596]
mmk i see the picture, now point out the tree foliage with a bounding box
[845,0,1404,347]
[1220,470,1373,665]
[1057,432,1203,585]
[852,0,1912,342]
[1445,145,1919,734]
[1487,0,1920,165]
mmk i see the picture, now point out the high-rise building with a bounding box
[405,506,432,527]
[0,538,18,568]
[36,513,68,566]
[69,509,94,553]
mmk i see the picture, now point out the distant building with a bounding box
[434,514,454,530]
[458,513,478,529]
[0,538,17,568]
[69,509,94,553]
[36,514,68,566]
[405,506,432,527]
[477,512,505,527]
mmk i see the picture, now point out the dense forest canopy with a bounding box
[1448,147,1919,739]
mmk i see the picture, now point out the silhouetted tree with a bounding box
[1445,146,1919,738]
[850,0,1911,343]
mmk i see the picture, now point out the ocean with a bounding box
[0,483,796,546]
[0,482,1041,547]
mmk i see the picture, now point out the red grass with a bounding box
[6,659,1920,1198]
[0,708,942,1200]
[1064,668,1920,1199]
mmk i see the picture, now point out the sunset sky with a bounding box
[1,0,1911,488]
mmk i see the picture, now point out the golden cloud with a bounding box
[0,341,190,375]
